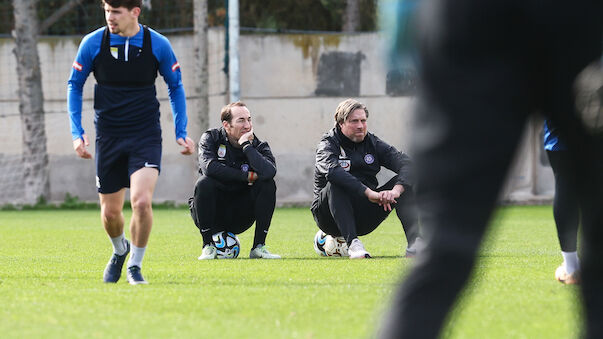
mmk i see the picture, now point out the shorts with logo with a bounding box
[95,133,162,194]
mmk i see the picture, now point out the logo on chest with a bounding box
[241,164,249,172]
[364,154,375,164]
[217,144,226,159]
[338,159,351,171]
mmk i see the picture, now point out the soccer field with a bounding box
[0,206,580,338]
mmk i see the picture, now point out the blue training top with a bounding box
[543,120,567,151]
[67,24,188,141]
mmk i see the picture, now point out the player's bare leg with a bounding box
[126,167,158,284]
[129,167,158,248]
[100,189,129,283]
[100,189,126,237]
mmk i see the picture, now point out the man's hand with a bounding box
[73,135,92,159]
[365,184,405,211]
[365,188,382,204]
[238,128,254,146]
[177,137,195,155]
[247,170,258,185]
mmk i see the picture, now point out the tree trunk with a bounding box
[194,0,209,133]
[12,0,50,204]
[343,0,360,32]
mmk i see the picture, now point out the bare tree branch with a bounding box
[39,0,83,34]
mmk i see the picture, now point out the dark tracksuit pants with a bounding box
[190,175,276,248]
[312,176,420,246]
[379,0,603,338]
[547,150,580,252]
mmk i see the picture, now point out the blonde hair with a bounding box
[334,98,369,127]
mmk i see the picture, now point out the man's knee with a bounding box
[255,178,276,195]
[130,193,152,213]
[101,204,123,223]
[325,182,350,201]
[194,175,219,198]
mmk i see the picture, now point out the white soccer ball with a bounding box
[212,231,241,259]
[323,235,349,257]
[314,230,329,256]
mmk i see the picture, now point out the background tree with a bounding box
[343,0,359,32]
[194,0,209,132]
[12,0,50,204]
[1,0,378,35]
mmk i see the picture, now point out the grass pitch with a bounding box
[0,206,580,338]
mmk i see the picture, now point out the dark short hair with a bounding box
[220,101,248,123]
[101,0,141,10]
[334,98,369,127]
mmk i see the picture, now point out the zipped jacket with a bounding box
[198,127,276,187]
[313,127,413,206]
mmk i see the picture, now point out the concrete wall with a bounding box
[0,29,554,205]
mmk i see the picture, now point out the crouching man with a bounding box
[190,102,281,259]
[312,99,421,259]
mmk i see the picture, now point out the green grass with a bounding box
[0,206,581,338]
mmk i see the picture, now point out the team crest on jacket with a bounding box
[364,154,375,164]
[339,159,351,171]
[217,144,226,158]
[241,164,249,172]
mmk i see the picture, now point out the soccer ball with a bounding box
[212,231,241,259]
[314,230,328,256]
[324,235,349,257]
[314,230,349,257]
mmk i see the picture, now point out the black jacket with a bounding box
[313,127,413,205]
[198,127,276,186]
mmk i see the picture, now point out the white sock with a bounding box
[110,233,128,256]
[127,245,146,269]
[562,251,580,274]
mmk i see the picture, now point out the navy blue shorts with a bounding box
[95,133,162,194]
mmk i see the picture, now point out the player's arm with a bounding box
[152,30,194,154]
[316,137,367,197]
[68,70,91,159]
[198,131,247,182]
[67,30,100,159]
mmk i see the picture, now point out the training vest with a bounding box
[92,25,161,137]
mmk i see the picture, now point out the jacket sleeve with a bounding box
[376,137,413,187]
[152,28,188,141]
[244,139,277,179]
[198,131,247,182]
[67,29,101,140]
[315,137,367,197]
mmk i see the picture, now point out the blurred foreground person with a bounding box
[379,0,602,337]
[545,120,582,285]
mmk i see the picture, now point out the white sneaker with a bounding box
[405,236,425,258]
[250,244,281,259]
[348,238,371,259]
[198,244,217,260]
